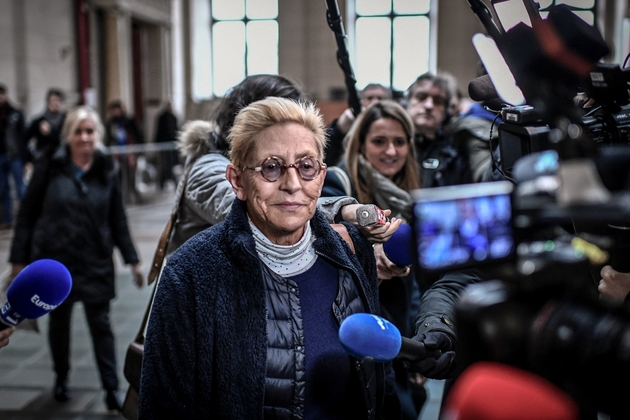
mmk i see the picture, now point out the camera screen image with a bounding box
[412,181,515,271]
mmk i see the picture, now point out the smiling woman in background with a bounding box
[139,97,401,419]
[9,105,144,412]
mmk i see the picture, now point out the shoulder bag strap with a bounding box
[147,166,191,285]
[135,166,192,343]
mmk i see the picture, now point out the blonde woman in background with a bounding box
[9,106,144,412]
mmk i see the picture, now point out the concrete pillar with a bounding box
[171,0,186,120]
[12,1,29,110]
[103,7,133,110]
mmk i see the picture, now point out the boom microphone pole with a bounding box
[325,0,362,116]
[465,0,504,41]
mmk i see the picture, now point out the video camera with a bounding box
[408,1,630,417]
[465,0,630,178]
[497,63,630,177]
[410,174,630,417]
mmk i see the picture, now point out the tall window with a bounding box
[211,0,278,97]
[490,0,596,33]
[348,0,434,93]
[537,0,596,25]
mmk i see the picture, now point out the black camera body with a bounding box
[457,1,630,417]
[453,251,630,418]
[410,178,630,417]
[582,104,630,145]
[496,101,630,178]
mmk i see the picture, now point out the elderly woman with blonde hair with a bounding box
[9,105,144,411]
[139,97,401,419]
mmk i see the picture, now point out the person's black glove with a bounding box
[402,331,457,379]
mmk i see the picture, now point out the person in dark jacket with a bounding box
[139,97,401,419]
[105,99,145,203]
[405,72,472,187]
[449,102,501,179]
[153,101,179,190]
[0,84,28,229]
[25,88,67,161]
[9,105,145,412]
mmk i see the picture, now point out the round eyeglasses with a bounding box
[243,156,327,182]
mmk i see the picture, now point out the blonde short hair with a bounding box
[61,106,105,148]
[228,97,327,168]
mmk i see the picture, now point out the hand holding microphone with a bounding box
[382,223,413,267]
[338,313,445,370]
[2,259,72,331]
[0,326,15,348]
[374,244,410,280]
[404,331,458,379]
[375,223,413,280]
[343,204,402,244]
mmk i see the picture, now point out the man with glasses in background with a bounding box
[405,72,472,188]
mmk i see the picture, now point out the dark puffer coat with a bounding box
[9,145,139,304]
[139,199,401,420]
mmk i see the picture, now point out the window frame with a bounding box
[209,0,279,97]
[345,0,438,93]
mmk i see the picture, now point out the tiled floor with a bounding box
[0,190,445,420]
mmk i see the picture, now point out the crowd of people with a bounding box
[1,67,628,420]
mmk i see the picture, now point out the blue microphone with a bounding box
[339,313,436,363]
[339,313,401,362]
[1,259,72,330]
[383,223,413,267]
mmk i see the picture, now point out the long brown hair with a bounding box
[343,100,420,204]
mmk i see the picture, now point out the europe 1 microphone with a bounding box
[1,259,72,330]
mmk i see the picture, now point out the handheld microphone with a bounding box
[356,204,388,227]
[1,259,72,330]
[382,223,413,267]
[338,313,439,363]
[442,361,580,420]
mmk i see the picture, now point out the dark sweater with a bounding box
[290,258,363,419]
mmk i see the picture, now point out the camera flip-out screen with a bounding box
[411,181,515,272]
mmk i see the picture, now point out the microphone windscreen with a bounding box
[5,259,72,320]
[442,362,579,420]
[383,223,413,267]
[468,74,498,102]
[338,313,401,363]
